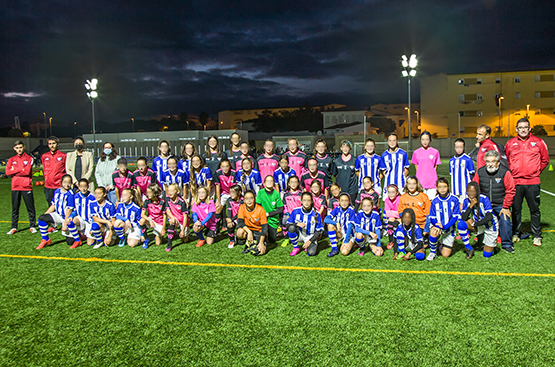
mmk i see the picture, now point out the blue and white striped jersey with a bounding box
[429,193,461,231]
[395,224,424,251]
[355,153,382,191]
[462,194,498,231]
[178,158,190,172]
[186,167,213,187]
[152,156,169,181]
[115,202,142,226]
[90,200,116,221]
[74,191,95,222]
[273,167,297,192]
[161,169,186,188]
[328,206,356,230]
[236,169,262,191]
[449,154,475,196]
[287,207,324,236]
[52,188,74,217]
[380,148,410,193]
[354,210,382,240]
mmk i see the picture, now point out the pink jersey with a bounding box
[283,190,302,214]
[384,195,400,220]
[257,154,280,180]
[164,196,187,223]
[132,169,158,196]
[142,198,166,225]
[191,201,217,231]
[312,193,327,219]
[411,147,441,189]
[328,196,340,210]
[285,150,307,176]
[112,170,133,197]
[300,171,327,191]
[214,168,236,195]
[235,155,256,172]
[226,198,244,221]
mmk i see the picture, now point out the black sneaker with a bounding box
[504,246,515,254]
[327,248,340,257]
[465,249,475,259]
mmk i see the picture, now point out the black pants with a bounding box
[12,190,36,229]
[44,188,56,206]
[512,184,541,239]
[267,226,278,244]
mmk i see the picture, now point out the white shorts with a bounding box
[220,194,231,207]
[152,222,163,237]
[423,188,437,201]
[85,221,113,241]
[357,233,378,246]
[126,224,142,240]
[433,230,456,249]
[298,231,314,243]
[477,226,498,248]
[74,216,88,232]
[48,213,72,237]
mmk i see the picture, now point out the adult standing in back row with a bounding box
[332,140,358,203]
[41,136,66,205]
[470,124,507,170]
[411,131,441,200]
[505,118,549,247]
[95,142,120,204]
[66,136,94,192]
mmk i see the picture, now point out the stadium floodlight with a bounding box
[84,78,99,158]
[400,54,418,152]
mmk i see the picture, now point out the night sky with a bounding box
[1,0,554,127]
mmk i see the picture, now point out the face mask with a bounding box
[104,149,112,155]
[75,144,84,151]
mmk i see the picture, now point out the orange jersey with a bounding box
[398,192,430,228]
[238,203,268,232]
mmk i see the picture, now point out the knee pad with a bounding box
[38,214,53,224]
[287,224,297,234]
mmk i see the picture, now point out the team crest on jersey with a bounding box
[461,161,465,166]
[429,155,434,159]
[495,178,501,183]
[255,218,259,222]
[57,157,62,161]
[481,148,486,152]
[23,161,28,165]
[45,157,49,161]
[271,201,276,205]
[531,142,537,147]
[272,162,276,166]
[418,202,423,206]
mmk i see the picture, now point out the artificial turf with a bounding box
[0,159,554,366]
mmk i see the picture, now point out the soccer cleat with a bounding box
[504,246,515,253]
[165,244,172,252]
[195,240,206,248]
[511,235,521,243]
[386,241,394,250]
[118,238,126,247]
[281,240,288,247]
[465,248,475,259]
[456,235,461,240]
[358,247,366,256]
[93,241,104,249]
[327,248,339,257]
[47,227,58,233]
[228,240,235,249]
[289,247,301,256]
[426,253,437,261]
[6,228,17,235]
[496,236,502,244]
[69,240,82,249]
[29,227,38,234]
[533,238,542,247]
[250,246,261,256]
[36,239,51,249]
[142,238,150,250]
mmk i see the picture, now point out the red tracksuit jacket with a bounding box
[7,153,34,191]
[476,138,502,170]
[505,134,549,186]
[42,150,67,189]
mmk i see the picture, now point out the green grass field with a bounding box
[1,159,555,366]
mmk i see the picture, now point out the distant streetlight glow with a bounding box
[85,78,99,158]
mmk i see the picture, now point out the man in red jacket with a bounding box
[505,118,549,246]
[41,136,66,205]
[6,140,36,234]
[470,124,508,170]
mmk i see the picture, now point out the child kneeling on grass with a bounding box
[90,186,116,249]
[354,197,383,257]
[191,186,217,248]
[394,208,426,261]
[324,193,355,257]
[458,182,499,259]
[36,174,77,249]
[225,185,244,248]
[237,190,268,256]
[164,183,189,251]
[287,192,324,257]
[113,188,143,248]
[140,183,167,249]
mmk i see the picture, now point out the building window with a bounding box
[515,109,521,115]
[515,76,521,83]
[458,94,464,102]
[536,109,542,115]
[496,77,501,84]
[477,78,482,84]
[477,94,483,100]
[477,111,483,117]
[535,75,540,82]
[535,92,541,98]
[459,111,465,117]
[515,92,521,99]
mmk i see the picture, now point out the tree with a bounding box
[369,117,396,136]
[531,125,548,136]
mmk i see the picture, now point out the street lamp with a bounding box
[131,117,135,132]
[498,96,504,136]
[401,54,417,152]
[49,117,52,137]
[85,78,98,158]
[43,112,47,138]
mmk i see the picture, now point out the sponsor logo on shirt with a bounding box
[495,178,502,183]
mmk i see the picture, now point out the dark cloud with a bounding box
[1,0,554,127]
